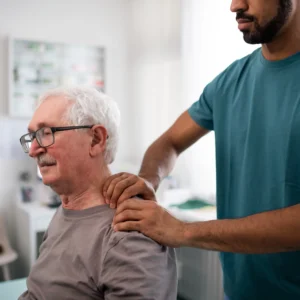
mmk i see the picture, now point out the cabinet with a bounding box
[8,37,105,117]
[15,201,57,277]
[176,247,223,300]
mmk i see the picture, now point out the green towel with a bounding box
[170,198,215,210]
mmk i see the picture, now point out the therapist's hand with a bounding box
[113,198,186,248]
[102,172,156,208]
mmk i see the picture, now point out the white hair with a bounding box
[37,86,120,164]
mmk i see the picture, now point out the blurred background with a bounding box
[0,0,257,299]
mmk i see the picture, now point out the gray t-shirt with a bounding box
[19,204,177,300]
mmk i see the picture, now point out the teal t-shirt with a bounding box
[188,48,300,300]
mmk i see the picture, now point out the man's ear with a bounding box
[90,125,108,157]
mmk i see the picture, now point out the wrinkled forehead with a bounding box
[28,96,72,131]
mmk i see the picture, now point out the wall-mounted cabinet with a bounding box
[8,37,105,118]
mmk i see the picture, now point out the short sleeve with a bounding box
[188,81,216,131]
[101,231,177,300]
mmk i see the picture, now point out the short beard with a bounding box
[242,0,293,44]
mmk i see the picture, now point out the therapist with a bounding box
[102,0,300,299]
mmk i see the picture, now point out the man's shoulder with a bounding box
[227,48,260,71]
[104,229,176,259]
[213,48,260,89]
[106,229,170,250]
[100,228,177,299]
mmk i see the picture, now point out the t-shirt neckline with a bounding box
[259,48,300,68]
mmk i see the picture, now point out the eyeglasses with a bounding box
[20,125,94,153]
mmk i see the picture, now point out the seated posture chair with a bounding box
[0,216,18,281]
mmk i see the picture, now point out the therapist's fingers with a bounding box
[113,209,143,224]
[103,173,156,208]
[113,199,157,228]
[113,221,142,233]
[102,173,123,198]
[102,172,133,199]
[114,198,148,217]
[106,174,138,208]
[103,173,128,198]
[116,184,156,206]
[109,175,141,205]
[113,200,185,248]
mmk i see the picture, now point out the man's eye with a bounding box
[43,129,52,135]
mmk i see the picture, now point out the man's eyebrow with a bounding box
[27,122,49,132]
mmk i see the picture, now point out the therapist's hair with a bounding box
[37,86,120,164]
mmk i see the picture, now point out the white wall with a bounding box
[127,0,181,156]
[181,0,259,200]
[0,0,130,277]
[126,0,184,194]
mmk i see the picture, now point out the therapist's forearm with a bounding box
[138,136,179,191]
[182,204,300,253]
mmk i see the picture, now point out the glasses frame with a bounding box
[20,125,94,153]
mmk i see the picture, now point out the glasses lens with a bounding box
[37,127,54,147]
[20,134,32,153]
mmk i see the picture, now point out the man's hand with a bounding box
[112,199,186,248]
[102,172,156,208]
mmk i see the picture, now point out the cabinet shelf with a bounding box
[8,37,106,118]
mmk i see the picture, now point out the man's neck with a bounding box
[59,169,111,210]
[262,15,300,61]
[60,189,106,210]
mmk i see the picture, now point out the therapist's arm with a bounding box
[113,200,300,254]
[183,203,300,253]
[103,111,210,207]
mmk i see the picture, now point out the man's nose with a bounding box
[230,0,248,13]
[29,139,45,158]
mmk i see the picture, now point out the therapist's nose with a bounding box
[230,0,248,13]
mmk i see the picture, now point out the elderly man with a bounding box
[18,86,177,300]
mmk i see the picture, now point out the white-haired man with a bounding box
[18,86,177,300]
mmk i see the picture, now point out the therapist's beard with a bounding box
[241,0,293,44]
